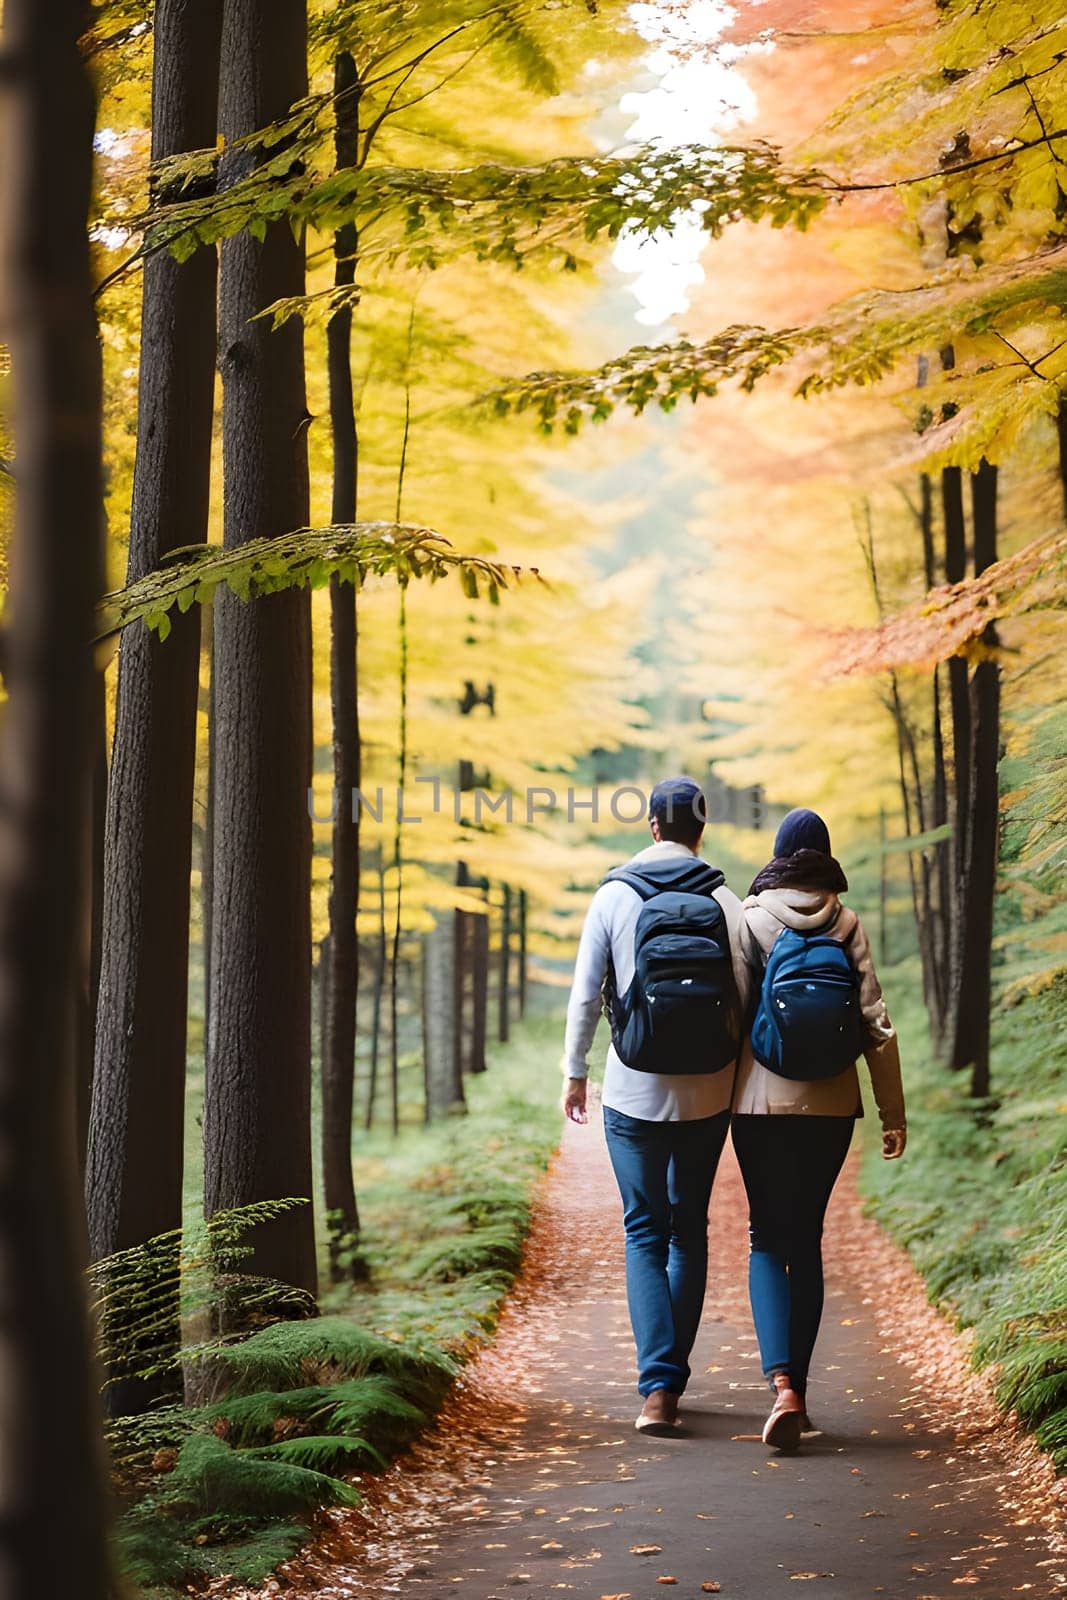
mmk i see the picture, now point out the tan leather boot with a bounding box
[635,1388,680,1434]
[762,1372,804,1452]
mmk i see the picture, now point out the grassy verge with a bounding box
[859,959,1067,1469]
[115,1011,564,1595]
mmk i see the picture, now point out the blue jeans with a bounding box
[731,1114,854,1397]
[603,1105,730,1396]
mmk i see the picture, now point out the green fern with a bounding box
[247,1433,387,1475]
[204,1315,456,1397]
[201,1373,425,1450]
[167,1433,359,1516]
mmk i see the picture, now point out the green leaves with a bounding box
[490,324,806,432]
[96,522,540,642]
[106,140,827,293]
[490,242,1067,461]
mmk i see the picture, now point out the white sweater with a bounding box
[562,840,754,1122]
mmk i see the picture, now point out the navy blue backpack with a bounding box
[750,926,865,1080]
[602,863,741,1075]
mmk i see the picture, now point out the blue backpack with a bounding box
[602,864,741,1075]
[750,927,864,1080]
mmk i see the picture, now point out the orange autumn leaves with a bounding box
[600,1583,720,1595]
[830,531,1067,676]
[617,1549,722,1591]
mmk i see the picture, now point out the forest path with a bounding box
[274,1098,1064,1600]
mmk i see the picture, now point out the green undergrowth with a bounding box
[860,958,1067,1470]
[115,1012,563,1596]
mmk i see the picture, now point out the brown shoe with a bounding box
[762,1373,803,1452]
[635,1388,680,1434]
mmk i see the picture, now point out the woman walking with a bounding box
[731,808,906,1452]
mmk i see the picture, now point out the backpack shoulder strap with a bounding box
[601,867,663,903]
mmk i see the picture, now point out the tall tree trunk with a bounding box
[365,845,388,1130]
[1057,394,1067,520]
[454,859,470,1071]
[202,604,216,1046]
[919,460,951,1037]
[950,462,1001,1092]
[86,0,222,1412]
[498,882,511,1044]
[0,0,114,1588]
[930,666,951,1030]
[423,913,466,1119]
[205,0,317,1296]
[469,895,489,1073]
[941,455,971,1050]
[76,668,107,1171]
[321,50,366,1282]
[518,887,528,1017]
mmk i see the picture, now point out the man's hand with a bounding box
[882,1126,907,1160]
[563,1077,588,1124]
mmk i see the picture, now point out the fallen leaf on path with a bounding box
[629,1545,661,1556]
[656,1580,678,1587]
[702,1583,722,1592]
[599,1594,631,1599]
[790,1574,834,1581]
[730,1434,761,1441]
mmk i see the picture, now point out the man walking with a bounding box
[563,776,752,1433]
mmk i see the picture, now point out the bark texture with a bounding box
[205,0,317,1295]
[321,51,365,1279]
[86,0,222,1414]
[0,0,114,1588]
[423,913,466,1119]
[950,462,1001,1092]
[498,882,511,1044]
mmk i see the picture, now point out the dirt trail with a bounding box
[265,1100,1065,1600]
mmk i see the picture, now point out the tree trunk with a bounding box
[205,0,317,1297]
[321,50,366,1283]
[498,882,511,1043]
[469,895,489,1074]
[1057,394,1067,521]
[942,461,972,828]
[76,667,107,1172]
[518,887,528,1017]
[930,665,951,1034]
[919,459,951,1037]
[202,603,215,1046]
[941,455,971,1051]
[423,914,466,1119]
[0,0,114,1588]
[950,461,1001,1091]
[454,859,469,1073]
[86,0,222,1412]
[366,846,388,1130]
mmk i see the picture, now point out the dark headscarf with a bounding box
[749,808,849,896]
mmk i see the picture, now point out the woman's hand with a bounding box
[563,1077,588,1124]
[882,1126,907,1160]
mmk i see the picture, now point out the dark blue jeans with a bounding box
[603,1105,730,1396]
[731,1113,854,1397]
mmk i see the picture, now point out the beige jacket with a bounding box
[731,888,906,1130]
